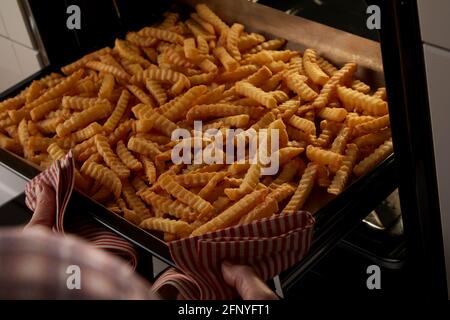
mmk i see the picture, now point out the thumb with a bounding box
[222,261,278,300]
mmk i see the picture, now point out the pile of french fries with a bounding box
[0,4,393,241]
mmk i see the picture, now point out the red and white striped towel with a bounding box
[24,151,138,269]
[152,211,315,300]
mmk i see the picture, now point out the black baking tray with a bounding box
[0,0,397,271]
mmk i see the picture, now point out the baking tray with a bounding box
[0,0,397,271]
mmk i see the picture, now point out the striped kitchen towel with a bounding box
[152,211,315,300]
[24,151,138,269]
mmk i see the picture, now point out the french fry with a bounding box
[122,180,151,218]
[62,96,110,111]
[163,85,208,122]
[115,39,151,68]
[196,4,229,35]
[337,85,388,116]
[213,47,239,71]
[56,102,111,137]
[138,189,195,221]
[140,217,193,238]
[306,145,343,167]
[227,23,245,61]
[158,173,213,216]
[192,189,267,236]
[128,136,161,159]
[328,144,359,195]
[116,140,142,171]
[71,122,104,143]
[127,84,155,107]
[103,89,130,132]
[80,161,122,198]
[303,49,330,85]
[30,98,62,121]
[138,27,184,45]
[145,79,167,106]
[239,196,278,225]
[353,139,393,176]
[288,115,316,135]
[86,61,130,82]
[235,81,277,109]
[281,163,318,214]
[224,164,261,201]
[141,156,157,184]
[95,134,130,179]
[353,129,391,148]
[354,115,390,136]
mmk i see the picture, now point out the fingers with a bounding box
[222,261,279,300]
[24,183,56,231]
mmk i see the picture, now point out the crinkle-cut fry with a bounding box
[138,189,195,220]
[288,115,316,135]
[56,102,111,137]
[353,139,393,177]
[351,79,371,94]
[28,136,52,152]
[270,159,304,187]
[188,72,217,86]
[122,180,151,218]
[71,122,103,143]
[226,23,244,61]
[8,108,30,124]
[103,89,130,133]
[123,208,144,225]
[197,172,229,200]
[141,156,157,184]
[72,136,95,158]
[373,87,387,100]
[61,47,111,75]
[195,4,229,34]
[269,183,296,203]
[198,59,218,73]
[281,163,318,214]
[248,38,286,54]
[80,161,122,198]
[238,33,265,52]
[214,115,249,128]
[26,81,45,104]
[235,81,277,109]
[91,185,113,203]
[98,74,115,99]
[312,63,357,109]
[243,51,273,66]
[284,73,318,102]
[132,67,190,89]
[285,56,305,76]
[140,217,193,238]
[224,164,261,201]
[85,61,130,82]
[174,172,217,188]
[353,129,392,148]
[18,119,32,158]
[273,147,305,166]
[36,116,64,134]
[163,85,208,122]
[145,79,167,106]
[95,134,130,179]
[100,54,128,75]
[0,95,25,113]
[126,32,158,48]
[190,12,215,35]
[131,176,148,193]
[317,107,348,122]
[25,70,84,110]
[303,49,330,85]
[158,173,213,216]
[138,27,184,45]
[330,126,352,155]
[127,85,155,108]
[165,47,194,68]
[116,140,142,171]
[216,65,258,83]
[62,96,108,111]
[85,152,103,164]
[135,108,179,138]
[192,189,267,236]
[354,115,390,136]
[115,39,151,68]
[108,120,133,146]
[141,48,158,64]
[239,196,278,225]
[328,144,359,195]
[267,118,289,148]
[186,104,264,121]
[316,164,331,187]
[186,19,216,41]
[196,36,209,55]
[345,113,375,127]
[159,12,180,29]
[337,85,388,116]
[30,98,61,121]
[0,133,22,154]
[128,136,161,160]
[212,47,238,72]
[306,145,344,167]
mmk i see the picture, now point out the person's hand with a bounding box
[222,261,279,300]
[24,183,56,232]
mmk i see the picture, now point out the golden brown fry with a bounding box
[116,140,142,171]
[328,144,359,195]
[353,139,393,176]
[140,217,193,237]
[80,161,122,198]
[103,89,130,132]
[95,134,130,179]
[235,81,277,109]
